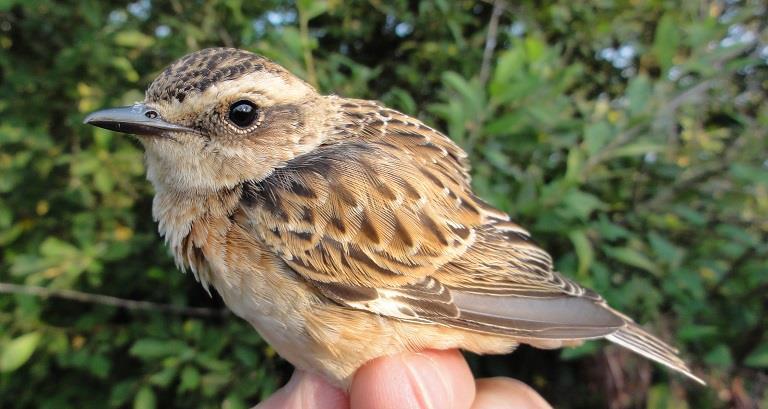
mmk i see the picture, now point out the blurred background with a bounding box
[1,1,766,408]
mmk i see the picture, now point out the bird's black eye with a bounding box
[228,100,259,128]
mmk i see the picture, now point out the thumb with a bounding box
[253,370,349,409]
[350,349,476,409]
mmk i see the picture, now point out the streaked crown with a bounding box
[146,48,295,104]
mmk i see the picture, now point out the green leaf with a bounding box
[647,384,689,409]
[0,205,12,228]
[129,339,189,360]
[484,148,513,174]
[222,395,248,409]
[149,366,178,387]
[583,121,611,155]
[626,74,652,116]
[648,231,684,266]
[179,366,201,392]
[744,343,768,368]
[715,224,759,246]
[678,324,718,341]
[382,88,417,115]
[0,0,22,12]
[114,31,155,49]
[523,36,546,62]
[704,344,733,368]
[40,237,79,258]
[442,71,485,118]
[484,112,527,136]
[594,215,632,241]
[730,163,768,185]
[604,246,661,276]
[89,354,111,379]
[110,381,135,407]
[672,205,707,226]
[93,171,115,194]
[559,189,606,221]
[604,141,665,160]
[564,148,584,182]
[491,47,524,89]
[653,14,679,73]
[0,332,41,372]
[297,0,328,21]
[560,341,599,360]
[133,386,156,409]
[568,229,593,278]
[112,57,140,83]
[647,384,671,409]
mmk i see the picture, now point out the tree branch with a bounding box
[479,0,505,85]
[0,282,228,318]
[580,76,721,180]
[298,4,318,88]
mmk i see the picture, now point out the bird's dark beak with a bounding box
[83,103,193,136]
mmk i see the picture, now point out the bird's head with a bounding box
[85,48,328,192]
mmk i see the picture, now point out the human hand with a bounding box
[254,349,552,409]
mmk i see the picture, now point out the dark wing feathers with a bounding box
[242,99,702,384]
[450,291,623,338]
[440,224,603,300]
[244,101,618,336]
[608,324,705,384]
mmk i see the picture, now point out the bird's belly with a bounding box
[208,266,324,375]
[208,265,523,389]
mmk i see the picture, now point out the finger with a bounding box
[350,349,475,409]
[254,370,349,409]
[471,378,552,409]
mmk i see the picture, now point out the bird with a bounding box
[84,47,704,388]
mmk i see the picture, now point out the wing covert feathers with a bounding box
[244,100,506,287]
[240,98,702,384]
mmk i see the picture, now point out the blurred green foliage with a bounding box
[1,1,767,408]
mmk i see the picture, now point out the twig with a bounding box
[604,349,624,393]
[731,290,768,365]
[709,245,760,298]
[580,76,723,180]
[297,4,318,88]
[665,77,718,112]
[580,122,646,179]
[578,38,750,180]
[169,0,183,14]
[479,0,505,85]
[0,282,228,318]
[635,124,752,212]
[636,164,728,211]
[218,28,235,48]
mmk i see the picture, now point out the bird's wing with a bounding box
[240,102,621,337]
[242,102,507,288]
[430,223,627,338]
[240,102,702,383]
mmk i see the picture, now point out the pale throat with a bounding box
[141,133,253,188]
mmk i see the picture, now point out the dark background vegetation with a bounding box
[1,1,767,408]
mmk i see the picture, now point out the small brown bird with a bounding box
[85,48,704,387]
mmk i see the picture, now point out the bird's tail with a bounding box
[606,323,706,385]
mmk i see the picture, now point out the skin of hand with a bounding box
[255,349,552,409]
